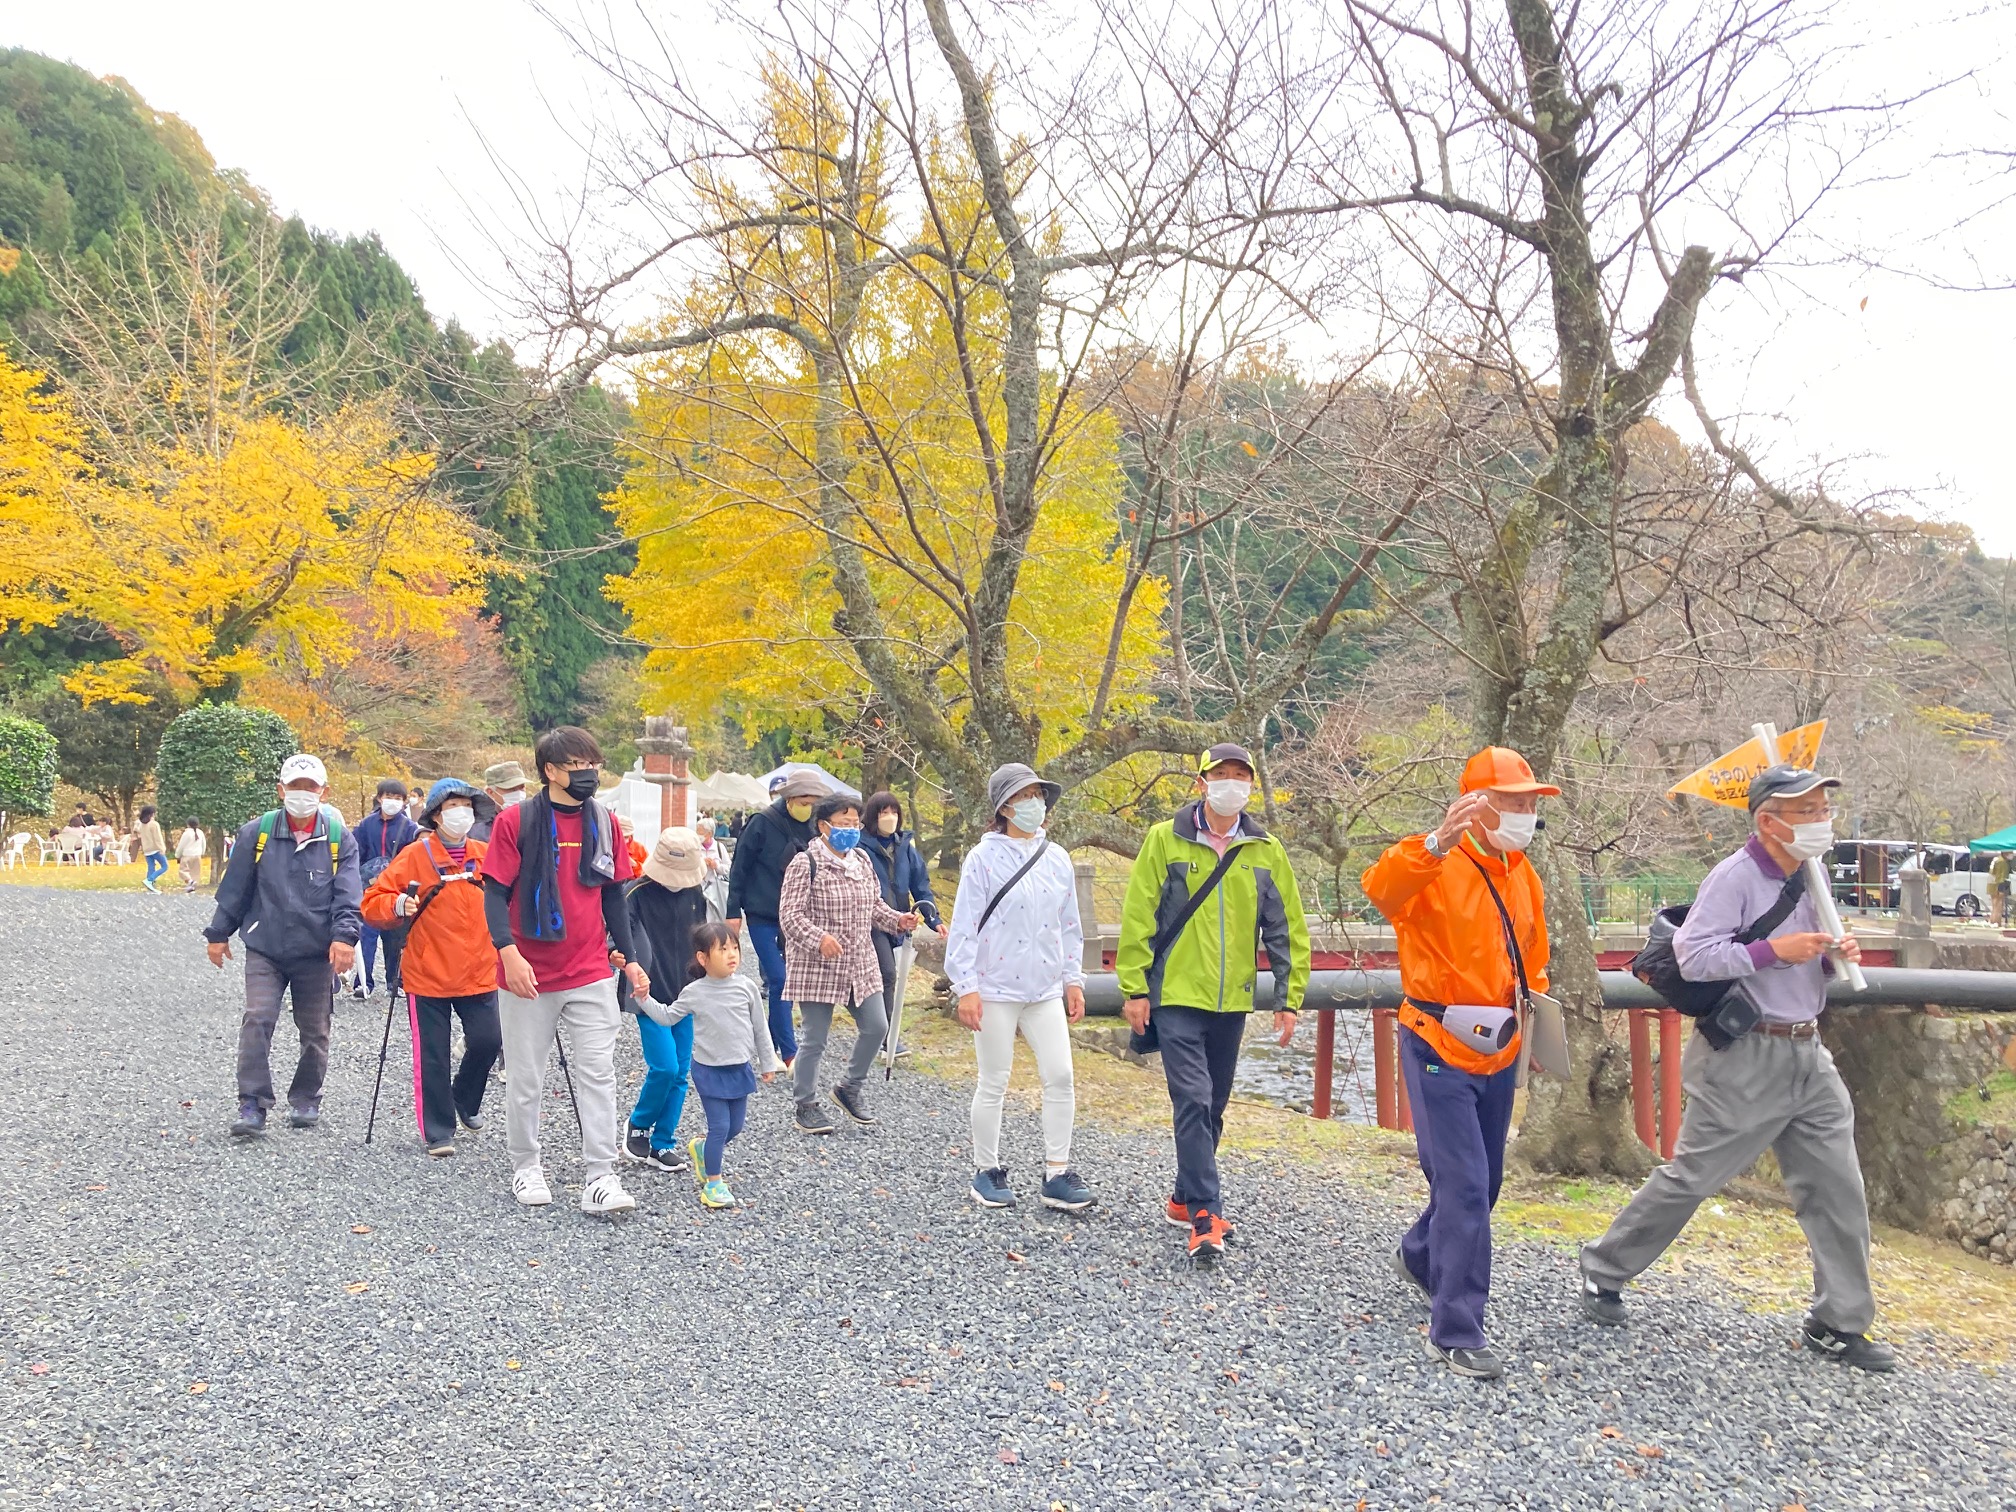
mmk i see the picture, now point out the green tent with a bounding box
[1969,825,2016,852]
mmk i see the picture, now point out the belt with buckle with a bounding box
[1756,1019,1819,1040]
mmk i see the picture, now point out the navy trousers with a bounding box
[1398,1026,1518,1350]
[1155,1005,1249,1217]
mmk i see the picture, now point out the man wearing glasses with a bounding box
[1579,764,1894,1371]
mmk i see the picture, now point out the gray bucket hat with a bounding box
[987,762,1061,819]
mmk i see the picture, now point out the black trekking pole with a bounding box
[554,1033,583,1135]
[364,883,418,1145]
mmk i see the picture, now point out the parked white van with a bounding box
[1911,846,1997,917]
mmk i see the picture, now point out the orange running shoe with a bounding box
[1165,1198,1192,1228]
[1187,1210,1230,1262]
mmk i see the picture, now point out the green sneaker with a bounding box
[699,1176,736,1209]
[687,1137,706,1186]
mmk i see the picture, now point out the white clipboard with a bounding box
[1525,990,1571,1080]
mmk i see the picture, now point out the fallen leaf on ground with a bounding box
[84,1184,106,1192]
[345,1282,369,1295]
[28,1363,49,1376]
[1599,1425,1623,1439]
[505,1359,521,1370]
[1222,1369,1241,1382]
[526,1260,540,1268]
[188,1382,208,1394]
[1047,1380,1065,1392]
[998,1448,1019,1464]
[1636,1444,1665,1459]
[1006,1250,1027,1263]
[350,1224,372,1235]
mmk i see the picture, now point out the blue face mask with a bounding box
[826,826,862,853]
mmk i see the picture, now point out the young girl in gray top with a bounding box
[641,921,781,1208]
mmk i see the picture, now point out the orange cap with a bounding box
[1460,746,1561,796]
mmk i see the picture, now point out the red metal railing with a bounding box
[1311,1005,1679,1158]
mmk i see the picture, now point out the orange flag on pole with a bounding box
[1666,721,1827,810]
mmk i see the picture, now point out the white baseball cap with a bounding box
[278,753,328,786]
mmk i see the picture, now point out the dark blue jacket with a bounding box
[354,809,420,886]
[863,829,942,936]
[204,808,363,961]
[725,798,813,923]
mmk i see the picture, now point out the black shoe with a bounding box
[644,1145,683,1173]
[795,1100,836,1136]
[832,1084,878,1126]
[1580,1270,1627,1326]
[1802,1319,1896,1372]
[287,1105,319,1130]
[622,1126,652,1163]
[1393,1248,1430,1307]
[1424,1337,1504,1379]
[229,1102,266,1138]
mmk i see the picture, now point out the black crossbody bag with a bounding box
[1631,872,1806,1049]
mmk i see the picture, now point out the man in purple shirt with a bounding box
[1577,764,1894,1372]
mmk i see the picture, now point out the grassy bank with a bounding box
[898,987,2016,1364]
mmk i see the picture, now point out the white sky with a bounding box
[9,0,2015,552]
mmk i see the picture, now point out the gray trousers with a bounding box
[236,951,334,1112]
[499,976,621,1181]
[1581,1028,1875,1333]
[794,994,887,1105]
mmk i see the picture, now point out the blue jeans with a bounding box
[1155,1005,1249,1217]
[629,1013,694,1149]
[1397,1027,1518,1351]
[358,924,403,996]
[144,852,169,887]
[745,918,797,1060]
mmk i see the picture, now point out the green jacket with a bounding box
[1116,804,1312,1013]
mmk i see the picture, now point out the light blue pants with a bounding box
[630,1013,694,1150]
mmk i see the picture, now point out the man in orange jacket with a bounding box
[361,778,501,1157]
[1362,747,1556,1380]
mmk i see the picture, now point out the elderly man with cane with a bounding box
[1579,763,1893,1371]
[1363,747,1556,1380]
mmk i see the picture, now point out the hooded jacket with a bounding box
[204,807,363,961]
[627,877,713,1008]
[355,807,421,886]
[862,828,942,934]
[725,796,814,923]
[1115,802,1311,1014]
[944,829,1083,1002]
[359,834,495,998]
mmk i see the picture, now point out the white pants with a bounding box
[500,976,621,1180]
[970,996,1075,1172]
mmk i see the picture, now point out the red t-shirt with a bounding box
[483,801,633,994]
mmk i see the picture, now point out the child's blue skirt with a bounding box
[691,1060,757,1100]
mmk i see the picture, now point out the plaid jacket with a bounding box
[780,842,908,1006]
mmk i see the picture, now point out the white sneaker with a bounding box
[580,1173,636,1216]
[512,1167,552,1207]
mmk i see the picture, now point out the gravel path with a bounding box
[3,888,2013,1510]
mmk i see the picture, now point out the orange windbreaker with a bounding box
[1361,834,1550,1073]
[359,834,496,998]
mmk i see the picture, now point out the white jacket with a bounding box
[944,830,1084,1002]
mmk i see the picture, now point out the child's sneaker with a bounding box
[686,1137,707,1185]
[622,1126,652,1163]
[580,1173,636,1216]
[699,1176,736,1209]
[512,1167,552,1206]
[644,1145,682,1173]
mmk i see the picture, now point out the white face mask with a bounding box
[1007,797,1047,833]
[437,805,476,840]
[1485,810,1538,852]
[380,798,406,818]
[1204,779,1252,818]
[877,813,900,836]
[499,787,526,806]
[1774,818,1834,863]
[282,790,322,821]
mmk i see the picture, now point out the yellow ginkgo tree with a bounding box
[0,346,483,706]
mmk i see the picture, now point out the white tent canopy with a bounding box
[692,771,772,811]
